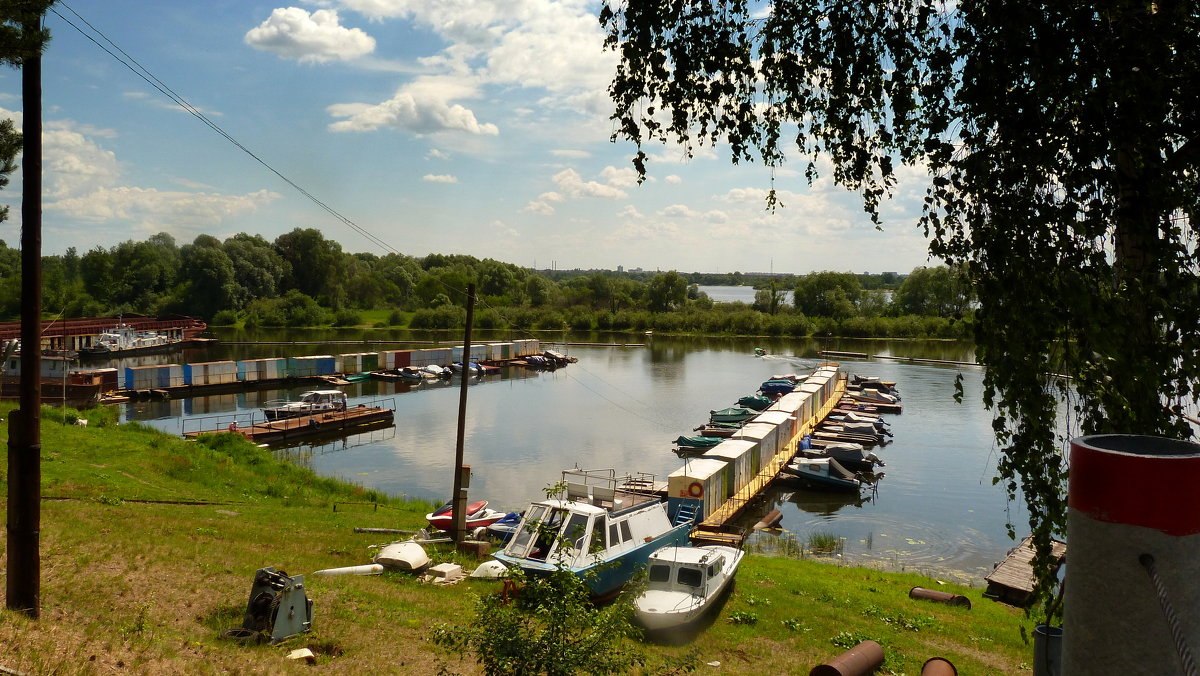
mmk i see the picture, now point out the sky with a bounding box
[0,0,939,275]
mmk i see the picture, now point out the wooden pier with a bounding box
[691,377,848,546]
[183,405,394,446]
[983,535,1067,607]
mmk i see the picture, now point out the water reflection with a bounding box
[112,330,1029,578]
[780,487,874,517]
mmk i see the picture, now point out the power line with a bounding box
[50,2,398,256]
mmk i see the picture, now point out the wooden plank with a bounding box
[985,535,1067,595]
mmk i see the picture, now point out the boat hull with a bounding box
[494,521,693,599]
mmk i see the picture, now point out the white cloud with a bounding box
[121,91,223,117]
[664,175,682,185]
[599,165,640,189]
[427,148,449,159]
[522,200,555,215]
[327,77,498,135]
[50,188,279,231]
[0,108,280,237]
[551,168,625,199]
[245,8,375,63]
[338,0,614,114]
[422,174,457,183]
[617,204,643,219]
[491,219,519,238]
[551,149,591,159]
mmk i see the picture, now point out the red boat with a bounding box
[425,500,506,531]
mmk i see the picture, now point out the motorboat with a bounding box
[634,545,744,630]
[492,469,694,598]
[425,499,506,531]
[778,457,864,492]
[263,390,347,421]
[709,407,757,424]
[797,441,885,473]
[80,323,179,357]
[736,394,773,411]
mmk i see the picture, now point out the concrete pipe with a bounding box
[920,657,958,676]
[1062,435,1200,675]
[909,586,971,609]
[809,640,884,676]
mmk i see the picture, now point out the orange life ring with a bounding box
[687,482,704,498]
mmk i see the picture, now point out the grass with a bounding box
[2,402,1036,674]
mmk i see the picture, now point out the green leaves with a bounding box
[604,0,1200,623]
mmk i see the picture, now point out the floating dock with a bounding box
[691,376,848,546]
[983,535,1067,607]
[183,405,395,446]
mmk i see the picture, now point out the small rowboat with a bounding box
[426,500,506,531]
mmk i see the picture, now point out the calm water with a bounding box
[696,285,793,305]
[121,331,1027,582]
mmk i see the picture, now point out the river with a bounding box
[118,329,1027,583]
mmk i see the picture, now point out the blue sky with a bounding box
[0,0,936,274]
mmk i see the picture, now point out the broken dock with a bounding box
[983,534,1067,607]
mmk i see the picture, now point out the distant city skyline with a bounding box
[0,1,938,275]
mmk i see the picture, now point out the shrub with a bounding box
[332,309,362,327]
[211,309,239,326]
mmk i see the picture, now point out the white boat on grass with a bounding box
[634,545,744,630]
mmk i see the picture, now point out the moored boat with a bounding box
[736,394,773,411]
[634,545,744,630]
[709,407,757,424]
[263,390,347,421]
[80,323,180,358]
[778,457,863,492]
[492,469,694,598]
[674,435,724,450]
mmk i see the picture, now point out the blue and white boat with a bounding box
[492,469,695,598]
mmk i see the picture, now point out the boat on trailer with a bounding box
[492,468,694,598]
[634,544,744,630]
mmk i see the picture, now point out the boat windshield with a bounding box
[648,564,671,583]
[509,505,547,554]
[677,567,703,588]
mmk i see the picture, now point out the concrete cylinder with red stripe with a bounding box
[1062,434,1200,675]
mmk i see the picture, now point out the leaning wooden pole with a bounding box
[450,284,476,543]
[6,13,43,618]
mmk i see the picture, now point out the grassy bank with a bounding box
[1,404,1034,674]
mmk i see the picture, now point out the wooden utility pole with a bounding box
[450,284,475,543]
[6,12,43,618]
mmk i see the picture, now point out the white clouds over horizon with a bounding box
[0,108,280,241]
[245,7,375,63]
[422,174,457,183]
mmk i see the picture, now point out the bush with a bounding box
[210,309,238,326]
[387,309,405,326]
[410,305,466,329]
[333,309,362,327]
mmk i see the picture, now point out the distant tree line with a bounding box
[0,230,973,338]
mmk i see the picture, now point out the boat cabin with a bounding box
[646,546,732,597]
[501,489,671,569]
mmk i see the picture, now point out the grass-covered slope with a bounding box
[1,404,1035,674]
